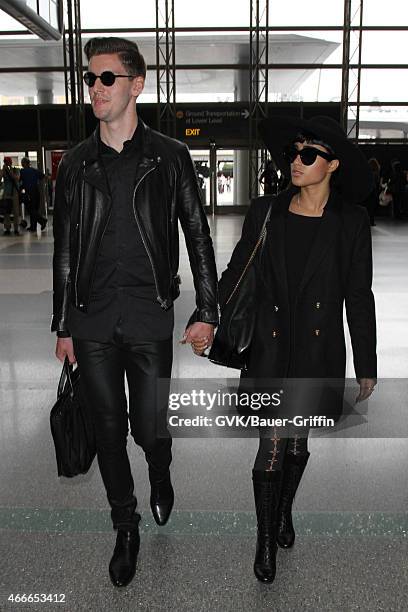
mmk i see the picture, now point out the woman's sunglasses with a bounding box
[83,71,135,87]
[284,145,335,166]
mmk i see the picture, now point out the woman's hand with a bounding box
[191,336,210,356]
[355,377,377,403]
[180,322,214,356]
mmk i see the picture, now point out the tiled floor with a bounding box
[0,216,407,612]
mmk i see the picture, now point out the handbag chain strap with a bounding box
[225,203,272,306]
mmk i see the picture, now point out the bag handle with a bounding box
[57,357,75,399]
[225,202,272,306]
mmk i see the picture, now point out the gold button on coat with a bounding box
[316,302,320,309]
[314,329,320,336]
[272,330,278,338]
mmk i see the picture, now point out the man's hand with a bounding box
[181,322,215,356]
[55,337,76,364]
[355,377,377,403]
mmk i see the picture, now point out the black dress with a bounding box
[285,211,321,376]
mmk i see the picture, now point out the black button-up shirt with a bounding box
[67,123,174,342]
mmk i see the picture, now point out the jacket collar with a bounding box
[81,119,159,194]
[265,187,342,301]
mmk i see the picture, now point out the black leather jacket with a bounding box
[51,120,218,335]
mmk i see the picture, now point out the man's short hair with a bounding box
[21,157,30,166]
[84,37,146,79]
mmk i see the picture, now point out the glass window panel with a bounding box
[174,31,342,66]
[0,9,27,31]
[189,150,210,207]
[358,105,408,139]
[361,32,408,64]
[266,0,344,26]
[174,0,250,27]
[81,33,155,69]
[269,68,341,102]
[80,0,156,29]
[359,127,406,140]
[0,71,65,104]
[267,31,343,64]
[0,40,63,69]
[173,68,342,103]
[360,69,408,102]
[50,1,60,29]
[176,70,236,102]
[363,0,408,26]
[174,32,247,67]
[39,0,50,22]
[175,0,344,27]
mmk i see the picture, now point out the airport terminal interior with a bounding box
[0,1,408,611]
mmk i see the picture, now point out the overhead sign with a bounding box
[176,105,250,141]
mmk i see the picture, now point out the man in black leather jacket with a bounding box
[52,37,218,588]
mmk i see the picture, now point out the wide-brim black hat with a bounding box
[258,115,373,203]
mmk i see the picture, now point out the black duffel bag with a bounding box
[50,357,96,477]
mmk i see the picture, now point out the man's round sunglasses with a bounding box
[83,71,136,87]
[284,144,335,166]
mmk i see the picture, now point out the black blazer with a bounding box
[218,188,377,386]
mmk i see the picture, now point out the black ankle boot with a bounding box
[109,515,141,587]
[277,452,310,549]
[252,469,283,583]
[149,468,174,526]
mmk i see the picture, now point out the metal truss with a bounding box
[249,0,269,200]
[155,0,176,137]
[63,0,85,146]
[341,0,364,141]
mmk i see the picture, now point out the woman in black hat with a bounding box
[192,115,377,584]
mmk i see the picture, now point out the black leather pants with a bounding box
[73,331,173,530]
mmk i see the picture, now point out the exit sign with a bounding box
[185,128,201,136]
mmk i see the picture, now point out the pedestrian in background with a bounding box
[0,157,20,236]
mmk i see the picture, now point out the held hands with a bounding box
[55,337,76,364]
[355,377,377,403]
[181,322,215,356]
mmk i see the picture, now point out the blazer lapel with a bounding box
[262,191,292,303]
[265,209,289,303]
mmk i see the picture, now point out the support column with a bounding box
[155,0,176,137]
[249,0,269,199]
[233,65,250,207]
[63,0,85,146]
[340,0,364,141]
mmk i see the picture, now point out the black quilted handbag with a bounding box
[208,203,272,370]
[50,358,96,477]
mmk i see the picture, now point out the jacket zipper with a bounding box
[132,161,166,307]
[74,161,85,306]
